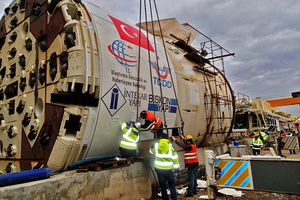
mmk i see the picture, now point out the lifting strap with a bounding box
[136,0,185,136]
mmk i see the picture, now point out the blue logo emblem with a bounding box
[148,98,177,113]
[101,84,127,117]
[108,40,137,68]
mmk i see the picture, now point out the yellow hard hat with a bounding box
[186,135,193,140]
[254,133,259,137]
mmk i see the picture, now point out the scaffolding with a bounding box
[199,33,235,155]
[148,20,236,155]
[176,25,235,155]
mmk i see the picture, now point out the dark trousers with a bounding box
[187,167,198,194]
[253,149,260,155]
[156,169,177,200]
[290,150,296,154]
[154,123,164,139]
[119,147,136,158]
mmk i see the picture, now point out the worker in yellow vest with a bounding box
[250,133,263,155]
[172,134,199,197]
[119,121,141,162]
[259,131,268,149]
[149,133,179,200]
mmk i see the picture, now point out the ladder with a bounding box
[254,110,267,128]
[200,38,234,156]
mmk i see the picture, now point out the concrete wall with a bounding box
[0,145,228,200]
[0,161,152,200]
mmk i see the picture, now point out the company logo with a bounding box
[108,40,137,67]
[101,84,127,117]
[149,60,170,80]
[147,94,177,113]
[109,15,154,52]
[149,58,173,88]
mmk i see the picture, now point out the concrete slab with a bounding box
[0,161,152,200]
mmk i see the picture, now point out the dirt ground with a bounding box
[151,149,300,200]
[178,189,300,200]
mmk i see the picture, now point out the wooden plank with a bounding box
[269,147,277,156]
[76,159,131,173]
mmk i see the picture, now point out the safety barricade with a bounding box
[215,159,253,189]
[212,155,300,195]
[279,136,299,150]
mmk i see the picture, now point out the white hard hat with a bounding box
[134,122,141,129]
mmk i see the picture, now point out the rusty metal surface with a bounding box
[30,12,47,40]
[25,0,47,19]
[46,8,64,48]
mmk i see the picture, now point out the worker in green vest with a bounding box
[260,131,268,141]
[250,133,263,155]
[119,121,141,162]
[259,131,269,149]
[149,133,179,200]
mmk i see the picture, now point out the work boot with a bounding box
[184,193,193,197]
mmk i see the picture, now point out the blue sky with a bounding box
[1,0,299,118]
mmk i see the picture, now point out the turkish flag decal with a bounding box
[109,15,155,52]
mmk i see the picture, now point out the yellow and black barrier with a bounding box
[215,157,300,195]
[279,136,299,150]
[215,159,253,189]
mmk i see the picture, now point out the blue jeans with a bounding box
[156,169,177,200]
[187,167,198,194]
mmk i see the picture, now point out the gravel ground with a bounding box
[151,188,300,200]
[177,189,300,200]
[151,149,300,200]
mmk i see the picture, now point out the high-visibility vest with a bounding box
[260,132,268,141]
[287,132,293,137]
[184,144,199,164]
[145,111,162,133]
[119,122,139,150]
[149,139,179,170]
[250,138,263,150]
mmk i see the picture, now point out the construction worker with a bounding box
[119,121,141,161]
[140,110,163,138]
[172,135,199,197]
[259,131,269,148]
[149,133,179,200]
[287,132,296,154]
[250,133,263,155]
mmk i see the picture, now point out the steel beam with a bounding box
[267,96,300,107]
